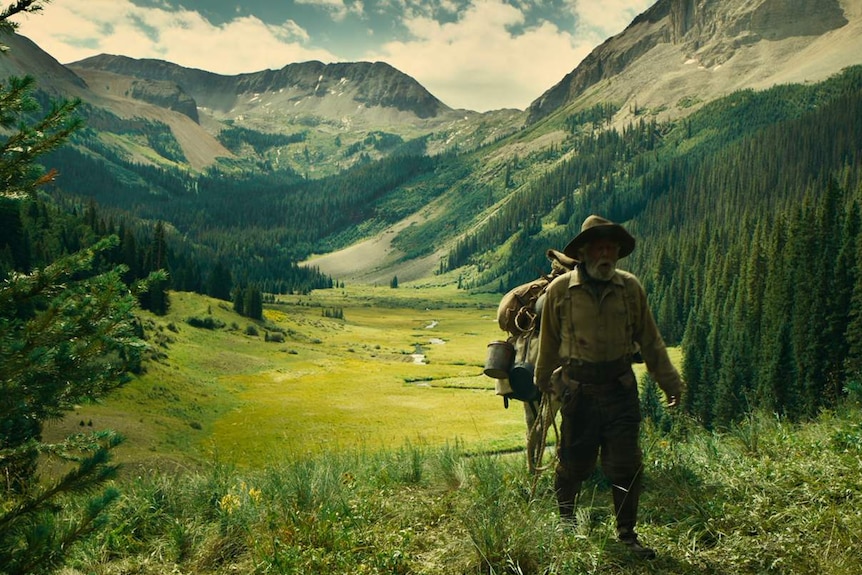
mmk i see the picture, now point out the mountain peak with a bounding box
[527,0,859,124]
[69,55,451,120]
[0,32,88,96]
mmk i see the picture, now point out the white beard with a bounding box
[585,259,616,281]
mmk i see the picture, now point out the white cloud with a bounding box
[15,0,656,111]
[573,0,656,38]
[18,0,336,73]
[295,0,365,21]
[438,0,459,14]
[370,0,592,111]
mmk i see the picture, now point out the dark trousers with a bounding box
[555,366,642,535]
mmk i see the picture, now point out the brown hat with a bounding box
[563,215,636,259]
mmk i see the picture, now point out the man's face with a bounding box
[583,238,620,281]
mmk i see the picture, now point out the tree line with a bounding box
[447,66,862,295]
[41,126,437,290]
[443,66,862,427]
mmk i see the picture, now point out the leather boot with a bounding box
[613,475,656,558]
[612,474,640,535]
[618,529,657,560]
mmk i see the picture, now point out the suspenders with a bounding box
[561,270,638,366]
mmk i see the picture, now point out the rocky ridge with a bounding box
[527,0,861,125]
[69,56,453,122]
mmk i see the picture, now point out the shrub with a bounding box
[186,316,226,330]
[265,331,284,343]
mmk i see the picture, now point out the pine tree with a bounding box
[755,215,797,415]
[828,201,859,395]
[0,240,138,572]
[1,5,147,571]
[787,196,824,418]
[206,260,233,301]
[139,221,170,315]
[119,224,139,284]
[681,305,711,426]
[0,197,29,275]
[244,284,263,320]
[844,199,862,382]
[233,285,246,316]
[639,372,672,433]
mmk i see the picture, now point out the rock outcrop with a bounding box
[527,0,853,123]
[69,56,450,120]
[128,78,199,122]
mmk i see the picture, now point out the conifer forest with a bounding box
[2,0,862,568]
[4,66,862,429]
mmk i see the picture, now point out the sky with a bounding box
[17,0,658,112]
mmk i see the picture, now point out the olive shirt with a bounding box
[534,265,682,399]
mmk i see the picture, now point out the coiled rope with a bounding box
[527,391,560,493]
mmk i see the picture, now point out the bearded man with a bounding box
[534,215,682,559]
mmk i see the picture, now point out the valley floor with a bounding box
[40,287,862,574]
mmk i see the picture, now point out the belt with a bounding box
[566,356,631,384]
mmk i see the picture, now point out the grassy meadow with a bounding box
[45,285,531,469]
[41,286,862,574]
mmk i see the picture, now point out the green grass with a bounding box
[44,286,522,469]
[59,407,862,574]
[44,287,862,573]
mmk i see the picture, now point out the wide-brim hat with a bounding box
[563,215,636,259]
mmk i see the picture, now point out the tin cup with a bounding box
[484,340,515,379]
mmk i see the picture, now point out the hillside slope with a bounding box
[5,0,862,287]
[304,0,862,285]
[527,0,862,128]
[0,32,235,171]
[69,56,454,120]
[303,208,444,285]
[65,54,521,176]
[1,30,525,175]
